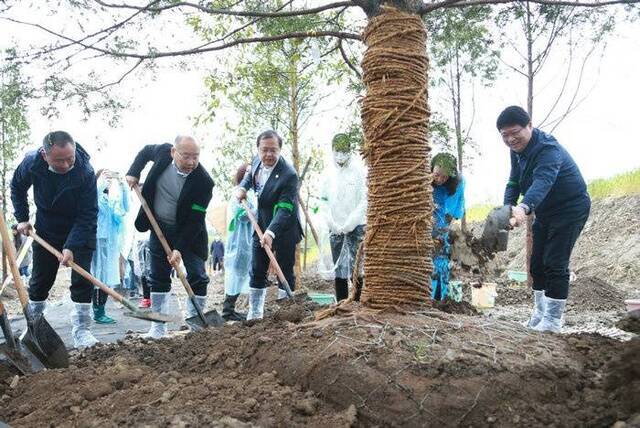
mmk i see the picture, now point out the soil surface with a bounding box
[1,295,638,427]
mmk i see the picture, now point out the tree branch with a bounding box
[422,0,640,13]
[93,0,356,18]
[338,39,362,79]
[1,17,361,60]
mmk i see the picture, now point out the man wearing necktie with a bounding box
[236,130,303,320]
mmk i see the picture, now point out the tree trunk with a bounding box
[1,120,6,282]
[360,7,432,308]
[288,57,302,279]
[525,0,534,288]
[453,50,467,232]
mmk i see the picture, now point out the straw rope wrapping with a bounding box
[360,7,432,309]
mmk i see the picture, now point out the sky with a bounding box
[1,3,639,207]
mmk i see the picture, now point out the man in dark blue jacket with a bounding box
[11,130,99,348]
[497,106,591,333]
[236,130,303,320]
[126,135,214,338]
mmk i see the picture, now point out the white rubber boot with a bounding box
[533,297,567,333]
[247,288,266,320]
[526,290,546,329]
[71,303,99,348]
[143,292,170,339]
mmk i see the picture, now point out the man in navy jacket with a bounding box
[497,106,591,333]
[11,131,99,348]
[126,136,213,338]
[236,130,303,320]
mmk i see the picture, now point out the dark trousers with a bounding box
[28,240,94,303]
[531,212,589,300]
[250,233,296,292]
[148,222,209,296]
[93,288,108,306]
[141,276,151,299]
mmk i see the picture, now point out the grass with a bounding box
[465,168,640,221]
[587,168,640,200]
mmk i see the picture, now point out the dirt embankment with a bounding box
[1,297,638,428]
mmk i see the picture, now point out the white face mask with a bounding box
[333,151,350,166]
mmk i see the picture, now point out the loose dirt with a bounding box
[1,296,638,427]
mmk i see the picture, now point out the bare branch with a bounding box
[422,0,640,13]
[93,0,355,18]
[1,17,361,60]
[338,39,362,79]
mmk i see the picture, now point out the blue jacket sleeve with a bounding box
[521,145,562,212]
[446,178,465,220]
[503,151,521,206]
[10,155,34,223]
[65,172,98,250]
[267,173,298,237]
[240,162,254,191]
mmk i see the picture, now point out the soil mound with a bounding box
[1,304,637,427]
[616,310,640,334]
[491,276,625,312]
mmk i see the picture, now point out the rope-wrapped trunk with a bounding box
[360,7,433,309]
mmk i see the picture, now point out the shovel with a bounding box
[0,235,33,298]
[0,214,68,369]
[132,186,223,330]
[241,199,294,298]
[0,297,45,374]
[29,231,176,324]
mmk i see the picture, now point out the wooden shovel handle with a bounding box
[132,185,197,299]
[28,231,125,304]
[0,212,30,308]
[240,199,293,296]
[0,236,33,297]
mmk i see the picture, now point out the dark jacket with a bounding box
[240,156,303,242]
[504,128,590,219]
[211,240,224,259]
[126,143,214,260]
[11,144,98,250]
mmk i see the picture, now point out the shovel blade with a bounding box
[0,311,16,351]
[123,310,179,323]
[0,341,46,374]
[21,315,69,369]
[185,309,224,331]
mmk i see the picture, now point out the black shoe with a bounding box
[334,278,349,302]
[222,294,245,321]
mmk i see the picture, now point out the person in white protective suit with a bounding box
[320,133,367,302]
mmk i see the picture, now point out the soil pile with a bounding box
[498,195,640,293]
[486,276,625,312]
[616,310,640,334]
[1,301,638,427]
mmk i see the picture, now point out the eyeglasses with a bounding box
[259,146,280,155]
[176,151,199,161]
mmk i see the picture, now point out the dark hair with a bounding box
[234,163,249,186]
[496,106,530,130]
[256,130,283,148]
[43,131,75,153]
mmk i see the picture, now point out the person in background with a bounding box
[91,169,129,324]
[210,237,225,272]
[320,133,367,302]
[11,224,32,279]
[497,105,590,333]
[222,163,254,321]
[430,152,465,301]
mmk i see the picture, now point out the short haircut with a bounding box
[43,131,75,153]
[174,135,195,147]
[256,130,283,148]
[496,106,531,130]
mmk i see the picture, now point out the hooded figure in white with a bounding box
[320,133,367,301]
